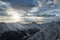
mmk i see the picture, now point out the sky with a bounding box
[1,0,60,9]
[54,0,60,6]
[0,0,60,24]
[2,0,35,9]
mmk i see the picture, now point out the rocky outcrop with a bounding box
[0,22,60,40]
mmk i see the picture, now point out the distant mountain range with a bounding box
[0,21,60,40]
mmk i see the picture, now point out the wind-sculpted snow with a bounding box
[28,24,58,40]
[0,22,60,40]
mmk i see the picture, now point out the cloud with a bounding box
[54,0,60,6]
[0,1,10,16]
[2,0,36,9]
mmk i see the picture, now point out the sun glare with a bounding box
[6,7,20,22]
[11,14,20,22]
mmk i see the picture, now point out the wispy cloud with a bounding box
[2,0,35,9]
[0,1,11,16]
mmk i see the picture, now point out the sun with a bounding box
[11,14,20,22]
[6,7,20,22]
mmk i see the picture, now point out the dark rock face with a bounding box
[0,31,28,40]
[28,25,58,40]
[0,28,40,40]
[0,31,20,40]
[0,22,60,40]
[27,28,40,35]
